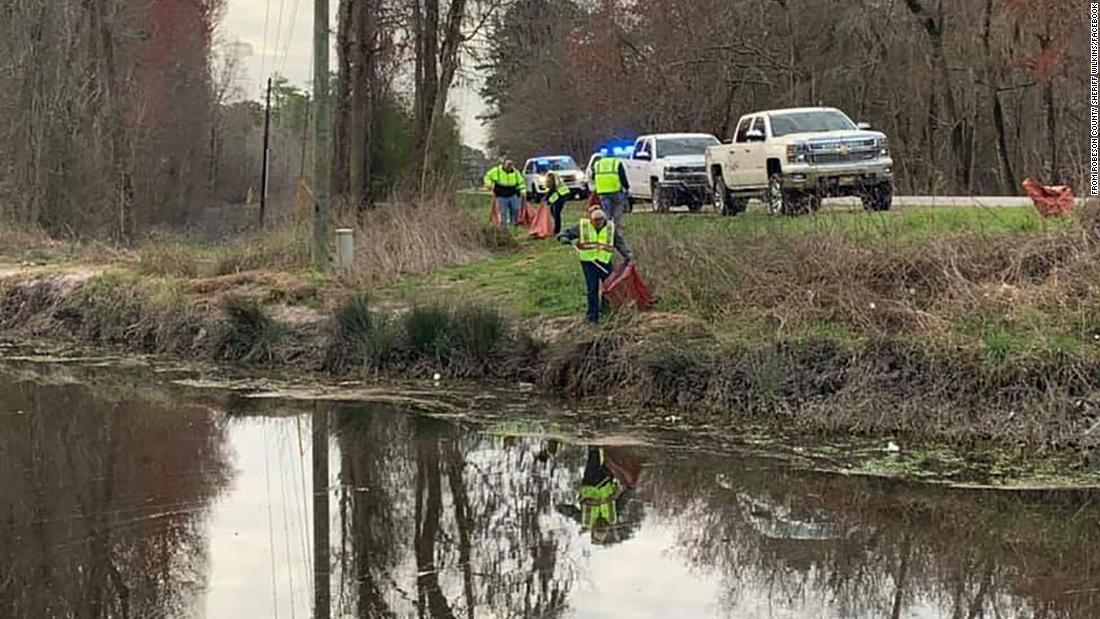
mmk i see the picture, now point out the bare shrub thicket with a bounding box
[484,0,1087,195]
[0,0,232,239]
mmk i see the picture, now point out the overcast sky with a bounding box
[220,0,490,150]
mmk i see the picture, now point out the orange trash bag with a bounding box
[518,201,538,227]
[1022,178,1075,218]
[488,198,502,227]
[528,203,555,239]
[602,263,654,311]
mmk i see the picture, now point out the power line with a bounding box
[278,0,303,76]
[272,0,289,77]
[259,0,274,90]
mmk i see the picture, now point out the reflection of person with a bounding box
[579,447,623,544]
[553,446,643,546]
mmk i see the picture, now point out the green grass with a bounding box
[387,199,1055,319]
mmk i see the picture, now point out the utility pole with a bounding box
[312,0,331,270]
[260,77,273,228]
[311,404,331,619]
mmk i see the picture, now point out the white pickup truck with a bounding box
[621,133,720,212]
[705,107,893,216]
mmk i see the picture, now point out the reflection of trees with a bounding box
[0,370,230,617]
[643,454,1100,618]
[334,408,581,618]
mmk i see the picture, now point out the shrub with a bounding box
[218,295,284,363]
[452,305,506,361]
[404,304,454,361]
[326,293,397,371]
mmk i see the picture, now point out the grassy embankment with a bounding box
[4,193,1100,471]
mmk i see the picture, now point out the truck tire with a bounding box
[652,180,669,213]
[861,182,893,212]
[766,174,800,216]
[713,175,745,217]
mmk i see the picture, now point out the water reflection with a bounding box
[0,363,231,618]
[2,363,1099,618]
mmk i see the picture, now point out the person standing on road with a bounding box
[544,171,572,235]
[592,155,630,225]
[557,208,632,324]
[484,159,527,228]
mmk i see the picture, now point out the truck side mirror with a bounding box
[746,129,765,142]
[634,152,651,161]
[857,122,872,130]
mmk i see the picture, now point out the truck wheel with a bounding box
[713,175,745,217]
[766,174,798,216]
[861,183,893,212]
[652,180,669,213]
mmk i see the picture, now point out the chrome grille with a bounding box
[811,151,878,164]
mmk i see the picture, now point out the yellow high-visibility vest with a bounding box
[578,218,614,263]
[593,157,623,194]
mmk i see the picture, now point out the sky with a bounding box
[220,0,490,150]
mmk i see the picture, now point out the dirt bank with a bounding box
[2,266,1099,474]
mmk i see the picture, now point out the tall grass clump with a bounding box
[211,224,312,275]
[337,189,491,287]
[403,304,455,362]
[325,293,397,372]
[452,305,506,362]
[62,271,200,351]
[138,243,203,278]
[217,295,284,363]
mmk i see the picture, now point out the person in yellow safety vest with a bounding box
[592,155,631,225]
[544,171,572,235]
[556,208,633,324]
[484,158,527,228]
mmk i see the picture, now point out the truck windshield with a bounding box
[533,157,578,173]
[769,111,856,137]
[655,137,719,157]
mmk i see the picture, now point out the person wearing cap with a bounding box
[556,208,633,324]
[484,158,527,228]
[544,171,572,235]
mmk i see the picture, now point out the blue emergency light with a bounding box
[594,137,636,158]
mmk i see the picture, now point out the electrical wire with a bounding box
[259,0,274,91]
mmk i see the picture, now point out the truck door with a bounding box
[625,138,653,198]
[730,117,756,187]
[741,116,770,188]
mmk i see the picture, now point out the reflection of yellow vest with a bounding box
[580,480,618,530]
[594,157,623,194]
[578,219,614,263]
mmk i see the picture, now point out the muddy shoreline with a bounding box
[2,270,1099,481]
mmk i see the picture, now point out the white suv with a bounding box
[522,156,589,201]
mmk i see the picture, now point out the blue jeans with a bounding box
[599,192,627,225]
[582,260,612,324]
[497,195,521,227]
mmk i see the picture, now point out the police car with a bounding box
[522,155,589,201]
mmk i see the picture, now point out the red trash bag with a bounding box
[1022,178,1075,218]
[488,198,502,227]
[528,203,555,239]
[518,201,538,227]
[601,264,654,311]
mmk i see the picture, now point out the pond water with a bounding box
[1,359,1098,618]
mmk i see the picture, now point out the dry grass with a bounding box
[637,202,1100,349]
[335,189,490,287]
